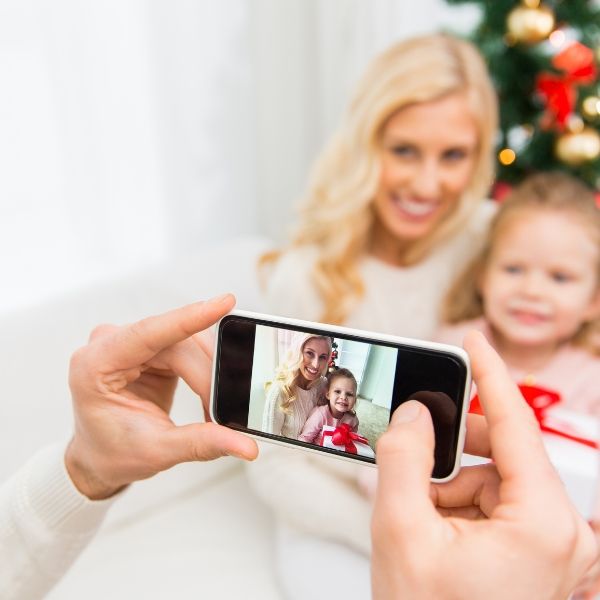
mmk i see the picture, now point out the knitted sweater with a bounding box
[246,202,496,556]
[0,443,116,599]
[262,380,325,439]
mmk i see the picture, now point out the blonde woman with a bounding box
[248,33,499,600]
[262,332,332,438]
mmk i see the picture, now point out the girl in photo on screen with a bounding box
[261,332,332,439]
[298,368,359,445]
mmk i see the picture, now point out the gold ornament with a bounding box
[582,96,600,121]
[506,3,555,44]
[555,127,600,165]
[498,148,517,165]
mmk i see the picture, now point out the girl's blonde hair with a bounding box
[261,33,498,324]
[443,171,600,355]
[272,332,332,412]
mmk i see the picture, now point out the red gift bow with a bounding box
[535,41,598,129]
[324,423,369,454]
[470,384,598,449]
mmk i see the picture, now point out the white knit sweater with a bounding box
[0,443,117,599]
[246,202,495,555]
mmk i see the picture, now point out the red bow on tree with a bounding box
[470,384,598,449]
[535,41,598,129]
[330,423,369,454]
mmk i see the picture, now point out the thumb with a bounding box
[374,401,439,532]
[160,423,259,468]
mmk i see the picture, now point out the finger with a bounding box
[94,294,235,371]
[374,401,440,538]
[430,463,500,518]
[160,422,258,467]
[168,338,214,416]
[463,413,491,458]
[464,331,559,494]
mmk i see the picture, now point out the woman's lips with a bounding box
[390,194,440,220]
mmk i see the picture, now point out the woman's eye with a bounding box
[442,148,467,162]
[390,144,416,158]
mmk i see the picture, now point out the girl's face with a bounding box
[481,210,600,354]
[327,376,357,418]
[372,93,479,262]
[300,338,331,382]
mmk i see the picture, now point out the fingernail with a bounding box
[209,293,233,304]
[391,400,422,424]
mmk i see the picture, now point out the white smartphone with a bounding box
[210,310,471,482]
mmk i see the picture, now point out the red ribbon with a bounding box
[535,42,598,129]
[470,384,598,449]
[324,423,369,454]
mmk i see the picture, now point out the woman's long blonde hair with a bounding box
[271,332,332,412]
[261,33,498,324]
[443,172,600,355]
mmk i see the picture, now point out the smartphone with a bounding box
[210,310,470,481]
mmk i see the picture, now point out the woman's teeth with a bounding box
[393,196,439,217]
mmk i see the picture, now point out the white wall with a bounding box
[0,0,480,315]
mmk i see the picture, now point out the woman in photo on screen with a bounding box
[261,332,332,439]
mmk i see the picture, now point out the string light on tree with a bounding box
[499,148,517,166]
[506,0,555,45]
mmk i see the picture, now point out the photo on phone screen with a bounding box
[212,313,469,480]
[248,325,397,460]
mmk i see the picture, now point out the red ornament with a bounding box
[492,180,514,202]
[535,42,598,130]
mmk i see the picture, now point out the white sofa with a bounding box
[0,236,283,599]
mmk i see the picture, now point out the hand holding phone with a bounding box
[210,311,471,481]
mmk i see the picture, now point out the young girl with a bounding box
[438,171,600,414]
[298,368,359,445]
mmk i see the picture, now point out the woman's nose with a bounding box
[411,159,441,199]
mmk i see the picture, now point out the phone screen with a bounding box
[213,314,468,479]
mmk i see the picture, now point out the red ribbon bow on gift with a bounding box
[470,384,598,449]
[329,423,369,454]
[536,41,598,129]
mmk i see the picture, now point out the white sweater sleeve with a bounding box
[0,442,119,600]
[262,384,285,435]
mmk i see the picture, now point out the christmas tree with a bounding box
[445,0,600,190]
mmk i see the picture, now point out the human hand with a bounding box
[65,294,258,500]
[371,331,597,600]
[573,521,600,599]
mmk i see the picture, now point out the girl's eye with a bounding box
[305,351,314,358]
[503,264,522,275]
[319,354,328,360]
[552,271,573,283]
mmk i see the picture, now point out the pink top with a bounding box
[298,405,359,445]
[435,317,600,416]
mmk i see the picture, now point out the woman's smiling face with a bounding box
[299,337,331,382]
[372,93,479,263]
